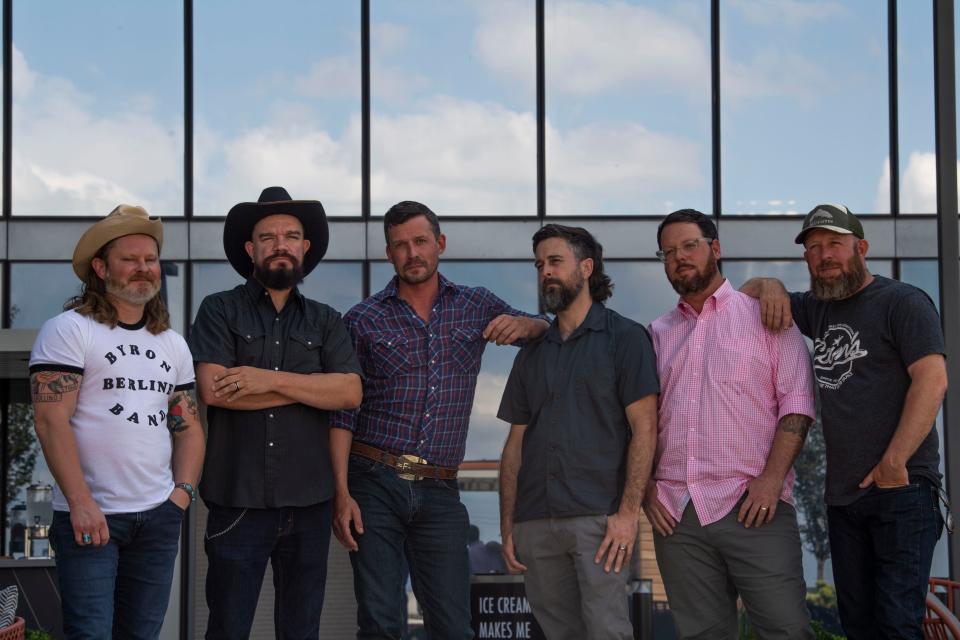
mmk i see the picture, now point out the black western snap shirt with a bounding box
[497,303,659,522]
[190,279,362,508]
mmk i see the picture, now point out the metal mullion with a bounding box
[932,0,960,580]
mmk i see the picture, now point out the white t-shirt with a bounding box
[29,310,195,514]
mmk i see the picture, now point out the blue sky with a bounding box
[4,0,949,218]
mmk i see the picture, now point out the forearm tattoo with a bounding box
[167,388,199,434]
[31,371,81,403]
[778,413,812,439]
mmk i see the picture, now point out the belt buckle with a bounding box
[397,454,426,481]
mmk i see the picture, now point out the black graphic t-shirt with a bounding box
[790,276,945,505]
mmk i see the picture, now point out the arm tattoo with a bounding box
[30,371,81,403]
[167,388,199,434]
[778,413,812,439]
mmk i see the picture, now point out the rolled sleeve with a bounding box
[771,324,816,421]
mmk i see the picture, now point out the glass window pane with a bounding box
[10,263,80,328]
[898,1,937,214]
[190,262,363,326]
[370,1,536,215]
[11,262,183,330]
[13,2,183,215]
[546,0,711,215]
[898,260,947,578]
[194,1,360,216]
[721,2,888,215]
[6,383,56,558]
[604,261,683,327]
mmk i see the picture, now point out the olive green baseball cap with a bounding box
[795,204,864,244]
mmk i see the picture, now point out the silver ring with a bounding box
[618,544,627,551]
[81,533,92,544]
[759,506,769,511]
[235,381,240,391]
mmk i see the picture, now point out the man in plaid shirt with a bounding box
[330,201,547,639]
[645,209,816,639]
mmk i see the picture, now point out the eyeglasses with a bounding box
[656,237,714,263]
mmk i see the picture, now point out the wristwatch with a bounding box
[175,482,197,503]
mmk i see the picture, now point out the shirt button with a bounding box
[429,333,434,338]
[246,335,251,339]
[275,340,280,345]
[269,442,274,447]
[274,367,279,371]
[430,386,435,391]
[275,317,279,322]
[425,413,431,418]
[431,359,436,365]
[269,414,274,418]
[419,439,425,444]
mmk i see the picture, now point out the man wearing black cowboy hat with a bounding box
[190,186,363,639]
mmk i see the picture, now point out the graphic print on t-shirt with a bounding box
[813,323,868,390]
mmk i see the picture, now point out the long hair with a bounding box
[65,240,171,335]
[532,224,613,303]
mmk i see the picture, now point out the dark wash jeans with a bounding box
[348,454,474,640]
[828,478,943,640]
[50,500,184,640]
[203,501,332,640]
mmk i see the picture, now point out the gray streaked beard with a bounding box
[810,255,867,300]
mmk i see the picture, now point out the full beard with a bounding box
[254,258,304,290]
[810,254,867,300]
[540,276,584,314]
[668,254,719,296]
[105,273,160,305]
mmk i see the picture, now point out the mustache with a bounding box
[404,259,428,269]
[541,278,563,288]
[266,251,299,264]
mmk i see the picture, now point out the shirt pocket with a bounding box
[370,333,410,378]
[711,346,770,394]
[451,327,483,375]
[287,331,324,373]
[229,325,267,366]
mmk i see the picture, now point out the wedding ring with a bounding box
[81,533,92,544]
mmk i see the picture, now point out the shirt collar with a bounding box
[545,301,606,343]
[244,277,305,309]
[376,272,458,302]
[676,278,733,316]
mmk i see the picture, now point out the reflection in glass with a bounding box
[897,1,937,214]
[898,259,948,578]
[6,381,55,558]
[546,0,711,215]
[721,2,887,214]
[13,2,183,215]
[190,262,363,324]
[194,1,360,216]
[10,263,81,329]
[370,1,536,215]
[604,261,681,327]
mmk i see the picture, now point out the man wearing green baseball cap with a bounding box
[742,204,947,639]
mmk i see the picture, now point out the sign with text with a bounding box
[470,576,545,640]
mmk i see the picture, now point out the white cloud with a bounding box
[874,151,960,214]
[728,0,847,27]
[10,45,182,215]
[475,0,709,98]
[723,49,827,105]
[464,371,510,460]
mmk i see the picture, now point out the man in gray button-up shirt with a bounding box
[498,224,659,640]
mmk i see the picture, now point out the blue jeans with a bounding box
[828,478,943,640]
[348,454,473,640]
[50,500,185,640]
[203,501,332,640]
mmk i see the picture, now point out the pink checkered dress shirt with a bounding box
[649,280,816,526]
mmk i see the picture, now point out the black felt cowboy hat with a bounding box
[224,186,328,278]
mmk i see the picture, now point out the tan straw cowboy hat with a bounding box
[72,204,163,280]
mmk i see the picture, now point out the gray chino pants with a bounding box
[513,515,633,640]
[653,500,813,640]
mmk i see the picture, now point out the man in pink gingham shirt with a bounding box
[644,209,816,640]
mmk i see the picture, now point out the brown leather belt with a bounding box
[350,441,458,481]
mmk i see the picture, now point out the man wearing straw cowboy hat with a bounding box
[31,204,205,638]
[190,186,363,639]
